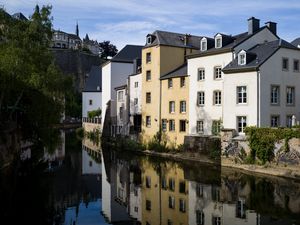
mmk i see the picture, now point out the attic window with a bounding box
[238,51,246,65]
[147,36,152,44]
[200,38,207,51]
[215,35,222,48]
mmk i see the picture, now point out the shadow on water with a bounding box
[1,130,300,225]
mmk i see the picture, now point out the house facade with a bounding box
[188,17,280,136]
[141,31,201,144]
[113,85,129,136]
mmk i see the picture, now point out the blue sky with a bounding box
[3,0,300,50]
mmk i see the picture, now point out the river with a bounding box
[0,130,299,225]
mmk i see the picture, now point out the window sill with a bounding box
[236,103,248,106]
[270,103,280,106]
[286,104,295,107]
[180,112,187,114]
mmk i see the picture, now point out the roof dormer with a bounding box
[215,34,222,48]
[146,34,155,45]
[238,50,247,65]
[200,37,207,51]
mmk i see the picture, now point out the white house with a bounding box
[222,39,300,133]
[114,84,129,136]
[188,17,279,136]
[101,45,143,129]
[82,65,102,119]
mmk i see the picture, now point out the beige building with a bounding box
[160,64,189,146]
[141,31,201,145]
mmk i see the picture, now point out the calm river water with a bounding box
[0,130,299,225]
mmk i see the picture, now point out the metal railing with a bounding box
[82,117,101,124]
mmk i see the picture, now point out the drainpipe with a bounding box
[159,79,162,133]
[257,70,260,127]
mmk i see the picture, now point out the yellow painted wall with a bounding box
[161,76,189,146]
[141,45,196,144]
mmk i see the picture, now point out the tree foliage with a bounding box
[98,40,118,59]
[0,5,72,148]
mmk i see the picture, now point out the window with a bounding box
[271,85,280,105]
[146,176,151,188]
[180,120,186,132]
[168,78,173,88]
[180,101,186,113]
[196,184,204,198]
[147,36,152,44]
[134,98,138,105]
[201,39,207,51]
[197,120,204,133]
[169,196,175,209]
[134,207,138,212]
[169,178,175,191]
[146,200,151,211]
[214,67,222,79]
[282,58,289,71]
[146,52,151,63]
[146,92,151,103]
[118,91,124,101]
[134,81,138,87]
[119,107,123,120]
[196,210,205,225]
[215,37,222,48]
[286,115,293,128]
[146,70,151,81]
[197,92,205,106]
[162,177,167,189]
[198,68,205,81]
[237,116,247,133]
[212,120,221,135]
[169,101,175,113]
[179,199,186,212]
[236,199,246,219]
[169,120,175,131]
[286,87,295,105]
[89,161,93,167]
[180,77,186,87]
[146,116,151,127]
[179,181,186,193]
[212,216,221,225]
[238,52,246,65]
[167,219,173,225]
[89,99,93,105]
[271,115,280,127]
[237,86,247,104]
[294,59,299,72]
[213,91,222,105]
[162,119,167,131]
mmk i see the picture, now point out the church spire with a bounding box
[76,21,79,37]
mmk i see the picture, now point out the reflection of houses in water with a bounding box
[82,143,101,175]
[43,131,65,170]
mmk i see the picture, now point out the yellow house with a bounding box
[160,64,189,146]
[141,31,201,146]
[141,159,189,225]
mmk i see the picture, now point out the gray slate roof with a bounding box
[12,12,28,21]
[291,37,300,48]
[111,45,143,63]
[83,66,102,92]
[145,30,202,49]
[160,63,187,80]
[223,39,298,73]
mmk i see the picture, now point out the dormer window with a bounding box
[200,38,207,51]
[238,50,246,65]
[215,34,222,48]
[147,35,152,45]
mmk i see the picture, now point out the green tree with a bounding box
[99,40,118,59]
[0,5,71,149]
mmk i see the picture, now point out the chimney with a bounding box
[248,17,260,35]
[265,21,277,35]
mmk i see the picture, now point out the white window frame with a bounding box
[134,81,138,88]
[238,51,246,65]
[215,34,222,48]
[213,90,222,105]
[237,86,247,104]
[147,36,152,44]
[271,85,280,105]
[237,116,247,133]
[118,91,124,101]
[197,120,204,133]
[198,68,205,81]
[214,66,222,79]
[286,86,295,105]
[134,98,138,105]
[201,38,207,51]
[197,91,205,106]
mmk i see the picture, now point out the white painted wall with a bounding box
[259,47,300,127]
[116,88,129,135]
[82,149,102,175]
[82,92,102,117]
[129,184,142,221]
[223,71,258,132]
[188,52,232,135]
[101,62,134,125]
[129,73,142,115]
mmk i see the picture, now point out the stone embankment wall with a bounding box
[184,135,220,153]
[82,122,101,133]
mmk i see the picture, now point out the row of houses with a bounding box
[83,17,300,146]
